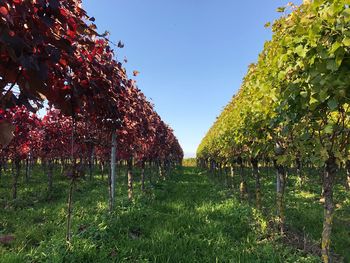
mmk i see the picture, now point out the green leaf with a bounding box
[309,96,319,105]
[277,7,286,13]
[300,91,308,98]
[276,155,288,165]
[264,22,271,28]
[319,89,329,102]
[327,98,338,111]
[320,147,329,161]
[335,53,344,68]
[326,59,338,71]
[314,0,323,8]
[341,9,350,22]
[330,42,341,53]
[295,45,307,58]
[278,71,286,80]
[342,37,350,47]
[324,124,333,134]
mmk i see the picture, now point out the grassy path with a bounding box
[113,167,318,263]
[1,167,322,262]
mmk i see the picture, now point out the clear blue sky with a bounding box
[83,0,302,158]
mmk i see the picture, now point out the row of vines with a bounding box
[0,0,183,243]
[197,1,350,262]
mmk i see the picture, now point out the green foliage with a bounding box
[197,3,350,260]
[197,0,350,166]
[182,158,196,167]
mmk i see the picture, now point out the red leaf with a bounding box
[59,58,67,66]
[59,8,68,17]
[0,6,8,16]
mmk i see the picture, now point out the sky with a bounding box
[82,0,302,158]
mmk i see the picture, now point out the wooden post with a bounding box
[110,132,116,211]
[127,157,133,201]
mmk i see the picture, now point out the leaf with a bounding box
[0,121,15,148]
[326,59,338,71]
[335,52,344,68]
[0,6,8,16]
[264,22,271,28]
[342,37,350,47]
[327,98,338,111]
[309,96,319,105]
[117,41,124,48]
[318,89,329,102]
[277,7,286,13]
[330,42,341,53]
[341,8,350,22]
[324,124,333,134]
[320,147,329,161]
[295,45,307,58]
[278,71,286,80]
[300,91,308,98]
[133,70,140,77]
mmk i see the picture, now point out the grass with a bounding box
[0,164,348,262]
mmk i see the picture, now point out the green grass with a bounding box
[0,165,348,262]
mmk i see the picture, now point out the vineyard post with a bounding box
[251,158,261,210]
[141,161,145,192]
[296,156,303,186]
[238,157,247,200]
[47,159,53,195]
[89,146,93,180]
[274,161,286,235]
[66,177,75,243]
[12,158,20,200]
[101,160,105,180]
[230,163,235,189]
[149,161,153,186]
[127,157,133,201]
[110,132,117,211]
[25,157,30,183]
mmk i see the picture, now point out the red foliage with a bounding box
[1,106,40,160]
[0,0,183,163]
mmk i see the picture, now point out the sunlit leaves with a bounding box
[198,0,350,168]
[295,45,307,58]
